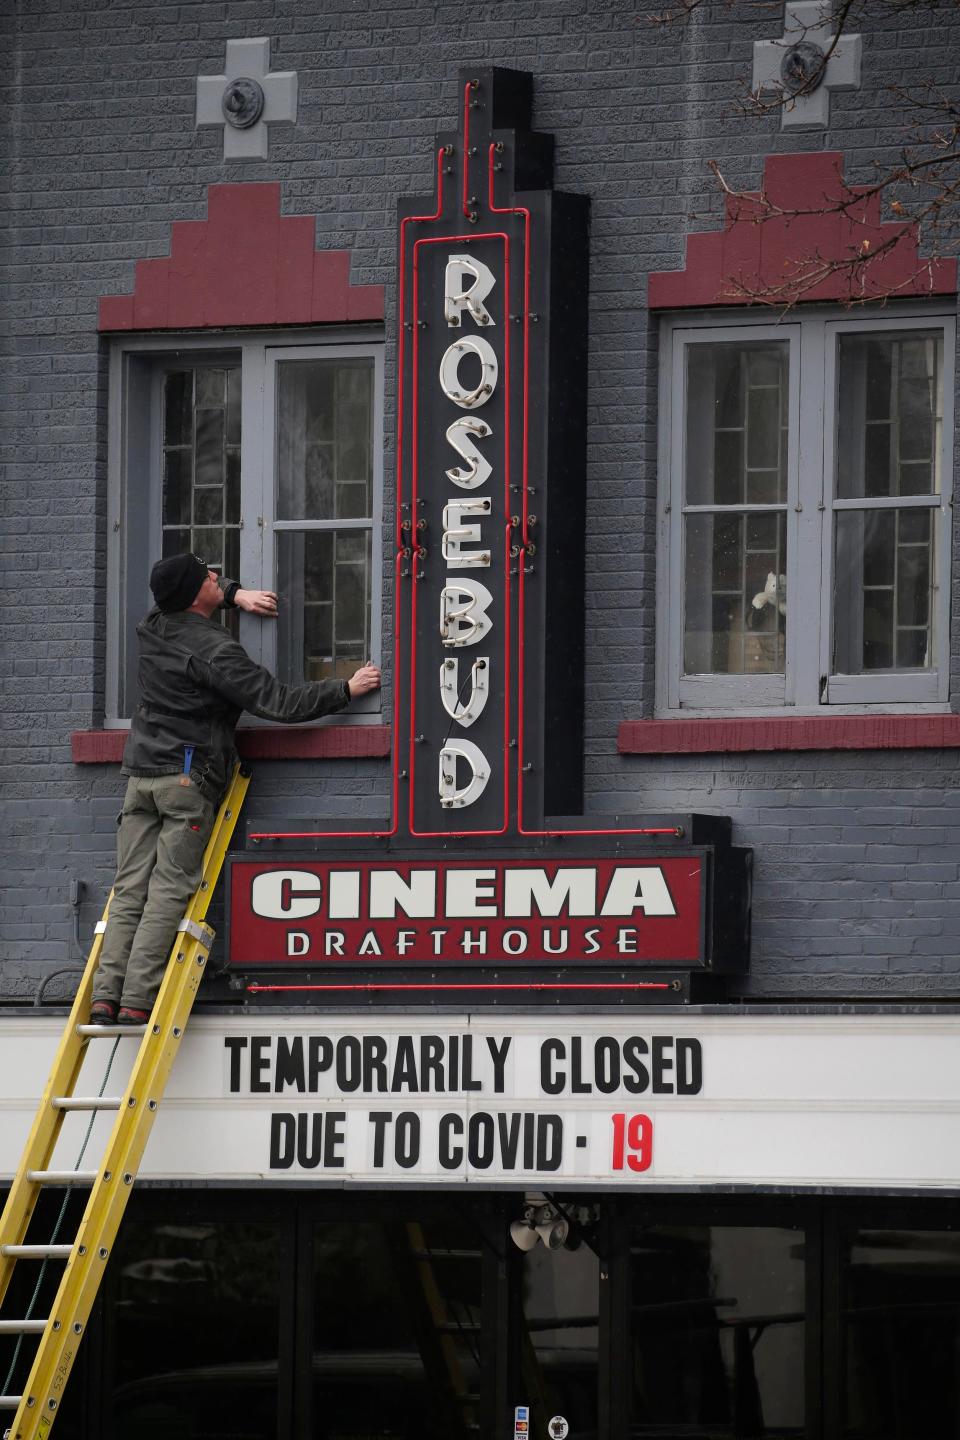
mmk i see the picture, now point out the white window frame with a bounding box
[105,328,385,726]
[656,305,955,716]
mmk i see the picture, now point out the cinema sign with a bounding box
[229,68,752,1001]
[229,857,706,967]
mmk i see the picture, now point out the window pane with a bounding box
[162,448,192,526]
[686,342,789,507]
[108,1211,281,1439]
[277,528,372,683]
[629,1224,805,1436]
[160,368,242,635]
[195,407,224,486]
[311,1217,482,1437]
[520,1240,599,1440]
[196,366,225,407]
[193,527,223,568]
[226,447,241,523]
[277,358,374,521]
[837,333,942,499]
[833,508,935,673]
[164,370,193,446]
[843,1228,960,1439]
[684,513,786,675]
[194,487,223,526]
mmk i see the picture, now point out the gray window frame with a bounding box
[105,329,385,726]
[260,342,384,692]
[657,306,955,716]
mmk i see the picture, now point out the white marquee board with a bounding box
[1,1013,959,1189]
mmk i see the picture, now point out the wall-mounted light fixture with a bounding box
[509,1193,570,1252]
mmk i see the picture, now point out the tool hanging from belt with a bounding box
[179,744,195,787]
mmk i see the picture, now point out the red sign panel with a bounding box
[228,857,705,968]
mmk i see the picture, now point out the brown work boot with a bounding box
[89,1000,118,1026]
[117,1006,150,1027]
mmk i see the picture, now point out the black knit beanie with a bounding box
[150,553,210,613]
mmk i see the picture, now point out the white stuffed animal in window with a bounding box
[751,571,787,617]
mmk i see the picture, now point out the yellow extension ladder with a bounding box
[0,766,249,1440]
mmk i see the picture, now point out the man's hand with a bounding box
[235,589,278,617]
[348,663,381,698]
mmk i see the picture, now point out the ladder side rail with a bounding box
[0,906,112,1310]
[6,769,249,1440]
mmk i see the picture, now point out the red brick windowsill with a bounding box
[71,726,391,764]
[618,715,960,756]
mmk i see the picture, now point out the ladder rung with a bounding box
[52,1096,122,1111]
[76,1023,145,1037]
[1,1244,73,1260]
[0,1319,47,1334]
[26,1170,97,1186]
[0,1398,23,1410]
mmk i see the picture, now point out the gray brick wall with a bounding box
[2,0,960,1001]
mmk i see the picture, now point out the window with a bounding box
[106,333,384,724]
[838,1224,960,1440]
[658,310,954,713]
[627,1220,806,1436]
[107,1210,283,1439]
[270,351,376,691]
[14,1186,960,1440]
[160,363,243,645]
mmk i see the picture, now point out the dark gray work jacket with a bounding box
[122,605,349,803]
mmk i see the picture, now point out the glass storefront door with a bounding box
[514,1235,601,1439]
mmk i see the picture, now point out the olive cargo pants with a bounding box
[93,775,216,1011]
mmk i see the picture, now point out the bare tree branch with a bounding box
[648,0,960,304]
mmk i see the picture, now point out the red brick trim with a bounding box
[239,726,390,761]
[648,152,957,309]
[72,731,128,764]
[618,715,960,755]
[71,727,391,764]
[98,183,384,331]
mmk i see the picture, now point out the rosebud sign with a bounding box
[392,67,592,836]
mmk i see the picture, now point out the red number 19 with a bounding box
[611,1113,653,1172]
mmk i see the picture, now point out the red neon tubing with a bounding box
[251,824,690,840]
[462,81,474,219]
[246,981,674,993]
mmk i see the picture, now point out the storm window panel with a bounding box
[106,333,384,724]
[658,310,954,715]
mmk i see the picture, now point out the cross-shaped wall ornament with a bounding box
[196,38,298,160]
[752,1,861,130]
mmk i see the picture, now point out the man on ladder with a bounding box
[90,551,380,1025]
